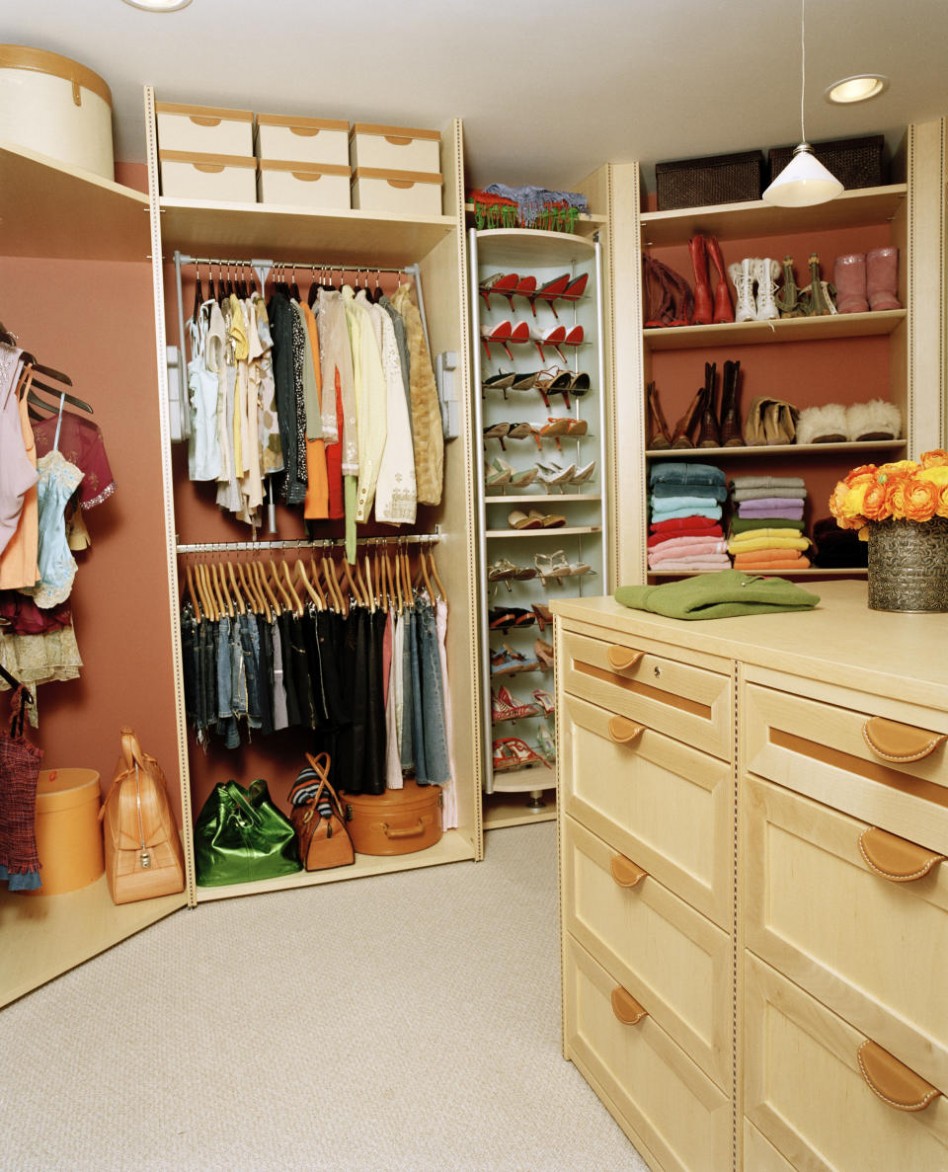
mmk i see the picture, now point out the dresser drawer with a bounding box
[743,679,948,853]
[562,628,733,760]
[564,935,732,1172]
[745,953,948,1171]
[561,693,732,927]
[562,816,732,1091]
[744,775,948,1090]
[743,1120,796,1171]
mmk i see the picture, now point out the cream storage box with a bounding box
[349,122,441,174]
[255,114,349,167]
[155,102,254,157]
[159,151,257,203]
[0,44,114,179]
[351,168,443,215]
[258,160,350,210]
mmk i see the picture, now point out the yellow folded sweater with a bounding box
[727,534,810,554]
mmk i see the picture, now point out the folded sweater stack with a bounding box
[649,462,730,572]
[727,475,811,570]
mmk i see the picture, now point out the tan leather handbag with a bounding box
[289,752,354,871]
[99,728,185,904]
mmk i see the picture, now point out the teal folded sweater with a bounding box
[614,570,820,620]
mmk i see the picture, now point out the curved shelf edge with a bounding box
[646,439,906,460]
[645,309,906,351]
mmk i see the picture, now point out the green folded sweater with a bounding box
[614,570,821,620]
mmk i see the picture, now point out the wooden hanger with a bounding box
[296,557,324,611]
[184,562,204,621]
[195,562,218,621]
[209,560,232,618]
[237,559,266,619]
[226,560,246,615]
[266,558,293,612]
[359,549,376,613]
[320,552,346,615]
[416,545,434,601]
[342,558,364,608]
[280,559,304,615]
[254,560,282,616]
[427,546,447,603]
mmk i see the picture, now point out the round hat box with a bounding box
[342,780,443,856]
[0,45,114,179]
[28,768,104,895]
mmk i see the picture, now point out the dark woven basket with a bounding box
[768,135,886,190]
[656,150,765,211]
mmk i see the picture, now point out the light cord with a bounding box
[800,0,808,144]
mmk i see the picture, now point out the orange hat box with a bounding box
[28,768,104,895]
[341,780,443,856]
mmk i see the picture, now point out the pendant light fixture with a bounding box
[762,0,844,208]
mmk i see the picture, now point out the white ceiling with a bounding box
[4,0,948,192]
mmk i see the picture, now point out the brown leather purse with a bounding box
[99,728,186,904]
[289,753,354,871]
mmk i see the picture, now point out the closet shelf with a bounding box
[465,206,607,241]
[158,197,457,268]
[1,141,149,262]
[640,183,907,247]
[489,773,557,796]
[484,493,602,505]
[483,796,557,830]
[473,227,598,267]
[486,525,602,539]
[646,439,907,460]
[193,831,477,903]
[648,568,869,579]
[645,309,905,351]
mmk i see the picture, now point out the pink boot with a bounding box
[833,253,868,313]
[866,247,902,311]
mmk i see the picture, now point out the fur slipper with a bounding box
[846,399,902,441]
[795,403,848,445]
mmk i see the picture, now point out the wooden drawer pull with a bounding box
[857,1040,941,1112]
[607,716,644,745]
[610,854,647,888]
[858,827,945,882]
[611,986,648,1026]
[863,716,947,763]
[606,646,643,672]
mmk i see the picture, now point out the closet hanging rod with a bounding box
[175,253,411,276]
[176,533,441,554]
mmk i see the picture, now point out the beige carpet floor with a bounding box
[0,822,647,1170]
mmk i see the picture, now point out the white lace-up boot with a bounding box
[729,258,757,323]
[755,257,781,320]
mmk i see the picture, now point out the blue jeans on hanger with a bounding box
[409,600,450,785]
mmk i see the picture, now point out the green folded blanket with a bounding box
[614,570,821,620]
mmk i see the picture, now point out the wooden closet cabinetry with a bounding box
[555,583,948,1171]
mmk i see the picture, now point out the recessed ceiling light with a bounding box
[825,74,889,104]
[121,0,192,10]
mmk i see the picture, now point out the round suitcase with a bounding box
[342,781,443,856]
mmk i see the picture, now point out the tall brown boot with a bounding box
[705,236,735,323]
[689,235,713,325]
[670,387,704,449]
[647,381,672,449]
[719,359,743,446]
[697,362,721,447]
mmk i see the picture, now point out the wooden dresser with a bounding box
[553,580,948,1171]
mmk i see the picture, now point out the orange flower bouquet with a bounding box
[829,450,948,536]
[829,450,948,612]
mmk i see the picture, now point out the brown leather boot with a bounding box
[705,236,735,323]
[719,359,743,446]
[689,235,713,325]
[647,381,672,449]
[670,387,704,448]
[697,362,721,447]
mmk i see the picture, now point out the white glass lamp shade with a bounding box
[762,144,844,207]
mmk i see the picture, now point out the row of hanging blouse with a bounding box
[182,266,445,562]
[179,546,456,827]
[0,335,115,716]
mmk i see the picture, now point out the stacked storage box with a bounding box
[256,113,351,210]
[350,123,443,215]
[156,101,256,202]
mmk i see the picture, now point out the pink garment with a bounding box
[650,556,732,571]
[648,537,728,563]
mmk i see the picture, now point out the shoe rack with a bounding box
[613,122,948,586]
[469,227,608,830]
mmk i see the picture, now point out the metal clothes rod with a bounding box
[175,253,411,275]
[176,533,441,554]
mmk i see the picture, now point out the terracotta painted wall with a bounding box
[0,256,182,818]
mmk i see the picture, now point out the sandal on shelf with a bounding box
[488,558,537,582]
[535,723,557,764]
[490,644,539,676]
[531,324,567,364]
[569,460,596,486]
[534,550,593,583]
[481,321,514,361]
[489,457,538,489]
[532,688,555,716]
[489,607,536,632]
[534,369,573,410]
[510,370,541,391]
[508,509,545,530]
[531,603,554,632]
[569,372,591,397]
[479,272,520,309]
[492,686,540,722]
[482,370,517,394]
[483,421,512,448]
[492,736,549,773]
[565,418,588,436]
[514,275,538,299]
[485,462,512,488]
[537,463,577,492]
[534,638,555,670]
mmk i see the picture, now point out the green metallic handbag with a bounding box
[194,779,301,887]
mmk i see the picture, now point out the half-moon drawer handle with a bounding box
[611,986,648,1026]
[610,854,647,888]
[607,716,644,745]
[606,646,643,672]
[858,827,945,882]
[863,716,947,763]
[857,1041,941,1112]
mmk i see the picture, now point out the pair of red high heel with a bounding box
[480,271,589,317]
[481,320,585,363]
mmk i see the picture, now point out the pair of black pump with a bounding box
[648,360,743,451]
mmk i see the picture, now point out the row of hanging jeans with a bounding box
[180,594,451,795]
